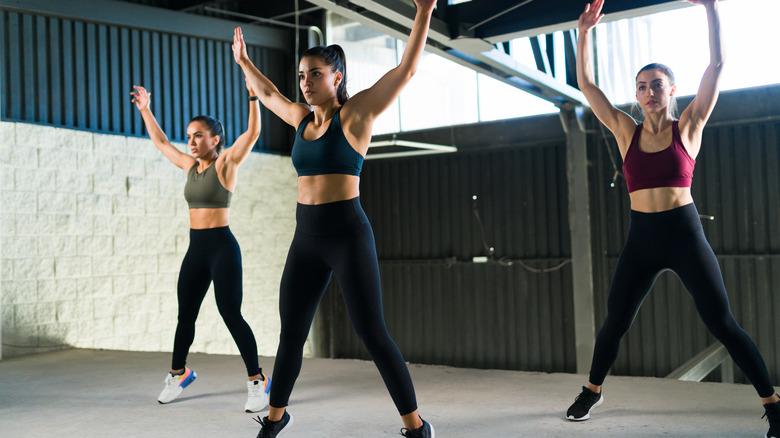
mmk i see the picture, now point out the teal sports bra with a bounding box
[183,162,232,209]
[291,108,364,177]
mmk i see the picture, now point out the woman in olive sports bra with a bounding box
[566,1,780,436]
[131,79,271,413]
[232,1,437,437]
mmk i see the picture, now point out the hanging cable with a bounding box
[471,195,571,273]
[598,122,623,188]
[471,195,495,258]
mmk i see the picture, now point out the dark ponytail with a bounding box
[189,115,226,154]
[302,44,349,105]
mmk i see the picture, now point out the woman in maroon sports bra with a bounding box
[565,0,780,435]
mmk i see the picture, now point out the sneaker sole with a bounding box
[276,413,293,437]
[157,386,183,404]
[566,394,603,421]
[180,371,197,389]
[157,370,196,404]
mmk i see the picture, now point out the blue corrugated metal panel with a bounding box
[0,9,292,153]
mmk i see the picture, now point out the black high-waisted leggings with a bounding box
[269,197,418,415]
[172,226,261,376]
[589,203,774,397]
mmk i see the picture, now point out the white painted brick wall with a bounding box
[0,121,299,364]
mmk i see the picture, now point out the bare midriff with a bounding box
[629,186,694,213]
[189,208,230,229]
[297,174,360,205]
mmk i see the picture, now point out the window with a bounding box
[593,0,780,104]
[326,0,780,134]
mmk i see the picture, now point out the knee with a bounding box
[353,322,392,351]
[279,325,310,350]
[599,314,633,341]
[177,308,198,326]
[215,302,244,324]
[704,315,741,341]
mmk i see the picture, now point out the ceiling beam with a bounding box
[478,0,689,43]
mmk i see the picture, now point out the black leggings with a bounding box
[269,197,418,415]
[172,226,261,376]
[589,203,774,397]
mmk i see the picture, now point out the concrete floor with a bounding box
[0,349,773,437]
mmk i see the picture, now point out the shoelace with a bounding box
[253,416,271,438]
[165,375,179,388]
[763,412,780,438]
[574,390,597,405]
[399,427,421,437]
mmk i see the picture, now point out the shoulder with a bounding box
[338,98,367,126]
[676,112,704,140]
[614,119,640,153]
[293,105,314,128]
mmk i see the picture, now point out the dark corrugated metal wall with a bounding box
[0,9,292,153]
[315,93,780,385]
[314,144,577,373]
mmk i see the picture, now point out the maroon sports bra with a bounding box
[622,121,695,193]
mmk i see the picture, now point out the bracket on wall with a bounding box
[367,138,457,160]
[666,342,733,383]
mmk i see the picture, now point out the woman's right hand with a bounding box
[578,0,605,33]
[130,85,150,111]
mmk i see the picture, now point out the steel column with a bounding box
[563,107,596,373]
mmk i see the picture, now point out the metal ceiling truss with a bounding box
[307,0,587,109]
[307,0,687,159]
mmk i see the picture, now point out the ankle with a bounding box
[268,407,286,422]
[763,393,780,406]
[585,383,602,394]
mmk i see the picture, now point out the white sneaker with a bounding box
[157,367,197,404]
[244,374,271,412]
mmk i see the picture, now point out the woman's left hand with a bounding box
[232,27,250,65]
[414,0,436,14]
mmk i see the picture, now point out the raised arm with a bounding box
[130,85,195,170]
[345,0,436,122]
[679,0,723,135]
[222,77,261,168]
[576,0,635,151]
[232,27,311,128]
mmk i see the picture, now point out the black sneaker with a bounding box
[764,399,780,438]
[400,418,435,437]
[254,411,293,438]
[566,386,603,421]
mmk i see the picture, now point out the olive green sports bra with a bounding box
[183,162,232,209]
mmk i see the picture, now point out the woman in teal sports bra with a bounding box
[130,79,271,413]
[232,0,437,437]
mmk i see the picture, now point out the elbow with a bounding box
[248,128,261,143]
[395,64,416,83]
[579,82,600,95]
[405,66,417,81]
